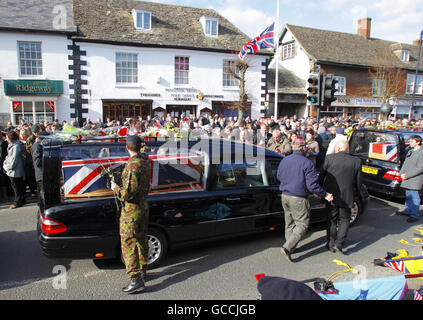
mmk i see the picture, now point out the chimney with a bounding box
[357,17,372,39]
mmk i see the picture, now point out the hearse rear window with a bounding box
[60,145,206,199]
[350,131,400,163]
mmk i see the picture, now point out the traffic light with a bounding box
[306,73,321,106]
[322,74,338,107]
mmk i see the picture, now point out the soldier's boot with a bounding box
[122,277,145,294]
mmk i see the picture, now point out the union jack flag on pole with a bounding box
[239,22,275,60]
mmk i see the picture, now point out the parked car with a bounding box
[349,128,423,198]
[37,137,368,268]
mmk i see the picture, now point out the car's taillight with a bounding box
[383,170,403,181]
[40,214,67,234]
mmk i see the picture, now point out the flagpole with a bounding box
[274,0,280,120]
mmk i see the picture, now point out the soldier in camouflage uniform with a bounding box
[26,125,40,154]
[111,135,150,294]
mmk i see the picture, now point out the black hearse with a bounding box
[38,136,368,267]
[349,128,423,198]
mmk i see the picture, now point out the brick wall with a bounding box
[320,64,414,98]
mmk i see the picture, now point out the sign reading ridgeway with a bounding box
[3,80,63,96]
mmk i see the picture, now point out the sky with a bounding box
[146,0,423,45]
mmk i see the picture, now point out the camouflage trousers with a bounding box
[120,202,149,280]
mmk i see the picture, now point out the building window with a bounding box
[116,53,138,84]
[372,79,387,96]
[222,60,239,87]
[175,56,189,85]
[200,16,219,37]
[205,18,218,37]
[12,100,55,125]
[406,74,423,95]
[281,41,295,60]
[401,50,410,62]
[334,76,346,95]
[133,10,151,30]
[18,42,42,76]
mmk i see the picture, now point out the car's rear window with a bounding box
[59,144,206,199]
[350,131,400,163]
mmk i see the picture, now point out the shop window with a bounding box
[13,101,55,125]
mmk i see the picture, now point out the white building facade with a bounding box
[75,41,268,123]
[0,0,270,126]
[0,31,73,126]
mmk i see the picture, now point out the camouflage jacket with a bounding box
[116,152,151,206]
[26,134,36,153]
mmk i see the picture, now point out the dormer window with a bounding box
[200,16,218,37]
[401,50,410,62]
[132,10,151,30]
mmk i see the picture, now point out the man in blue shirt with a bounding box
[277,138,333,262]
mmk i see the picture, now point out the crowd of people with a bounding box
[1,112,423,209]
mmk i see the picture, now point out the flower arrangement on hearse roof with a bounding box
[54,121,193,142]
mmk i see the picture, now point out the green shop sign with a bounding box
[3,80,63,96]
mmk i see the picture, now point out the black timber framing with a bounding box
[68,41,87,125]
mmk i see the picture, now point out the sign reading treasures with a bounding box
[4,80,63,96]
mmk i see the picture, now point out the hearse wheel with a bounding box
[119,228,168,269]
[147,228,168,269]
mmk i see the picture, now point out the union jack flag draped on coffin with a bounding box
[62,156,129,195]
[368,142,398,162]
[61,152,204,196]
[239,22,275,60]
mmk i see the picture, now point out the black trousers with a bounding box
[9,177,25,207]
[326,205,351,249]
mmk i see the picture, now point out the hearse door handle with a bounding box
[226,197,241,201]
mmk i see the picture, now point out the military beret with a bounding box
[31,124,40,132]
[126,135,141,145]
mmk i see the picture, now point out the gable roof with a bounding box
[0,0,77,34]
[284,24,423,72]
[72,0,255,54]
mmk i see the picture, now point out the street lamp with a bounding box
[410,30,423,120]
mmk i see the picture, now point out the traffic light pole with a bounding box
[410,30,423,120]
[316,104,321,124]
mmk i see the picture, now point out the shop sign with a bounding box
[140,93,161,98]
[12,101,22,111]
[4,80,63,96]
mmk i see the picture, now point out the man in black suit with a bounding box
[319,140,362,254]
